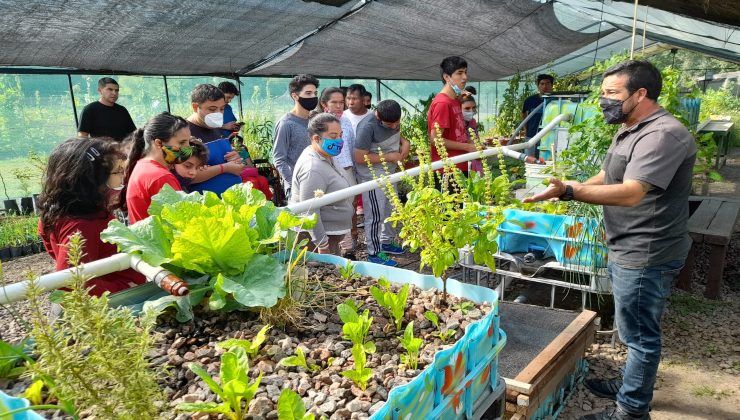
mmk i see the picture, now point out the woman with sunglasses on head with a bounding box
[37,137,145,296]
[122,112,191,223]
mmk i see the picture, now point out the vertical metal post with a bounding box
[375,79,381,102]
[163,75,171,113]
[236,76,244,120]
[338,77,342,87]
[67,74,79,129]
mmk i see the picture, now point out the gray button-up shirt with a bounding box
[602,109,697,267]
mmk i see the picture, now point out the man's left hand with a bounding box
[224,150,240,162]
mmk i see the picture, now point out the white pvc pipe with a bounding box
[0,254,178,304]
[0,113,571,304]
[287,113,572,214]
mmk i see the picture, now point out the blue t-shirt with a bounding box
[221,104,238,137]
[522,95,544,138]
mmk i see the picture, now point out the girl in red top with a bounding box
[123,112,190,223]
[37,137,145,296]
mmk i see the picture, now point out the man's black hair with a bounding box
[464,86,477,95]
[98,77,118,88]
[536,74,555,84]
[218,81,239,95]
[289,74,320,95]
[603,60,662,100]
[191,84,225,104]
[346,84,367,96]
[439,56,467,82]
[376,100,402,122]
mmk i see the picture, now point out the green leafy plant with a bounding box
[0,339,31,379]
[488,72,534,138]
[423,311,456,343]
[279,346,320,372]
[241,116,274,160]
[399,322,423,370]
[338,261,359,280]
[342,297,363,313]
[11,167,33,196]
[341,344,374,391]
[337,303,376,355]
[23,233,165,419]
[217,324,271,360]
[101,184,316,321]
[177,345,262,420]
[370,276,410,332]
[452,301,475,315]
[277,388,315,420]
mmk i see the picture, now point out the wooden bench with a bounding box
[676,196,740,299]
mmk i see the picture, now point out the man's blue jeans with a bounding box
[608,259,685,415]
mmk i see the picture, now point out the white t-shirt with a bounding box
[343,109,373,134]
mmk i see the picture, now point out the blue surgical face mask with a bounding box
[450,83,463,97]
[321,137,343,157]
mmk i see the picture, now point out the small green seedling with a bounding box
[370,276,410,332]
[343,297,363,313]
[277,388,315,420]
[217,324,271,359]
[341,344,374,390]
[452,301,475,315]
[0,339,32,379]
[279,347,320,372]
[337,303,376,354]
[424,311,456,343]
[399,322,423,370]
[177,346,262,420]
[338,261,359,280]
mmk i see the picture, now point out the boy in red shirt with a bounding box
[427,56,477,175]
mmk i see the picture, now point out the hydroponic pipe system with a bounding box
[0,113,571,305]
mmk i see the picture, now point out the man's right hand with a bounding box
[222,121,240,131]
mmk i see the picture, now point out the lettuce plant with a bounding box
[338,261,359,280]
[217,324,271,360]
[277,388,315,420]
[177,345,261,420]
[399,322,423,370]
[423,310,456,343]
[341,344,374,391]
[369,276,409,332]
[101,184,315,321]
[337,303,376,355]
[279,346,320,372]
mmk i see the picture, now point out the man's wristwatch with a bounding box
[559,185,574,201]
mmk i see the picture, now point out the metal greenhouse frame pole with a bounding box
[67,74,79,129]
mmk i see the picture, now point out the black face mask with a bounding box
[599,92,637,124]
[297,96,319,111]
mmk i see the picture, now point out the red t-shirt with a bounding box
[39,214,145,296]
[126,159,181,223]
[427,93,469,171]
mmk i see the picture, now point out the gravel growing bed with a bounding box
[151,261,493,420]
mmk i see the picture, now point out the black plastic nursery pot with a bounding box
[0,247,10,261]
[34,241,44,253]
[10,246,23,258]
[3,199,19,215]
[20,197,34,215]
[22,244,33,255]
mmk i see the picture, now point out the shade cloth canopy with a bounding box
[0,0,737,80]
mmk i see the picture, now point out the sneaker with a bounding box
[579,406,650,420]
[367,252,398,267]
[380,241,406,255]
[341,250,357,261]
[356,217,364,228]
[585,378,622,401]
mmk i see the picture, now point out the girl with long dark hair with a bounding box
[122,112,190,223]
[37,137,145,296]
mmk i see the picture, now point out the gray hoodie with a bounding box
[290,146,354,246]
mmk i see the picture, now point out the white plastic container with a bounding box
[525,162,553,194]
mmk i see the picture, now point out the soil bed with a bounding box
[152,261,493,419]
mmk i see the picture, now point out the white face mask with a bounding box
[204,112,224,128]
[107,182,124,191]
[462,110,475,122]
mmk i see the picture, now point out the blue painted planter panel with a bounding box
[497,208,607,268]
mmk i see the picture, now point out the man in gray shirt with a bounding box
[524,60,696,420]
[272,74,320,198]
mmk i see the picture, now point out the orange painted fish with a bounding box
[442,365,454,394]
[524,221,536,229]
[564,244,579,259]
[566,222,583,238]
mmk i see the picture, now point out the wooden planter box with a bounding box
[501,306,597,419]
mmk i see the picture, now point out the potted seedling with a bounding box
[13,168,35,215]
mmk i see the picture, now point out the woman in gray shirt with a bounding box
[290,112,354,254]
